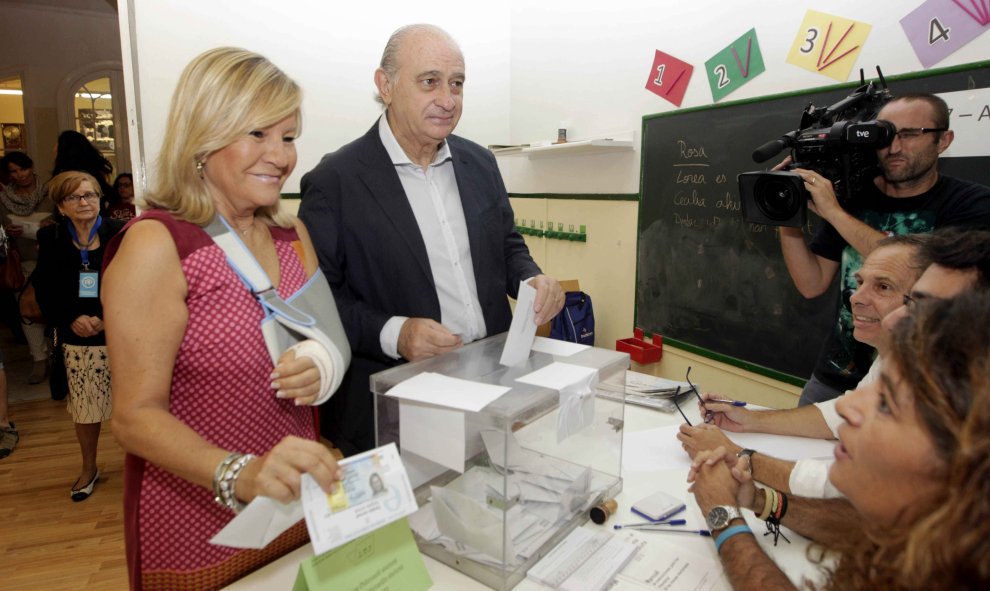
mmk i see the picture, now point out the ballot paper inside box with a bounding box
[371,332,628,590]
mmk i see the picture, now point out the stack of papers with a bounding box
[527,526,638,591]
[596,371,697,413]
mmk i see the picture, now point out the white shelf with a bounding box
[492,138,634,159]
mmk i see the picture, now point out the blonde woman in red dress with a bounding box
[104,48,344,590]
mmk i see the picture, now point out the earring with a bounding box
[196,160,205,179]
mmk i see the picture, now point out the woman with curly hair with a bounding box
[689,290,990,590]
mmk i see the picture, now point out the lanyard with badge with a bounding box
[66,216,102,298]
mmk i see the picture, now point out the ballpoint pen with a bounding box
[616,526,711,536]
[613,519,687,530]
[708,399,748,407]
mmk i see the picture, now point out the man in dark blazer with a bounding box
[300,24,564,455]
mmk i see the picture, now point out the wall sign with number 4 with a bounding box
[901,0,990,68]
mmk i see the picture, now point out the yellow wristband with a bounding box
[758,488,774,521]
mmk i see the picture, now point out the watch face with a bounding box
[706,505,740,530]
[707,506,730,529]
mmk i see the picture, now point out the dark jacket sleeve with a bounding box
[300,158,393,362]
[32,224,77,329]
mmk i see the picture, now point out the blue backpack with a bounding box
[550,291,595,346]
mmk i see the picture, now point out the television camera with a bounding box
[738,68,895,227]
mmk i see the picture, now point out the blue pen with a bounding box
[613,519,686,530]
[709,399,748,407]
[616,526,711,536]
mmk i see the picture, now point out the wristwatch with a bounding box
[736,448,756,460]
[706,505,744,532]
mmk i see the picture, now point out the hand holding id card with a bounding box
[301,442,418,556]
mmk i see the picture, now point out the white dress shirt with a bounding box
[377,115,487,359]
[789,357,882,498]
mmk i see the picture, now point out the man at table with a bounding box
[680,228,990,496]
[300,24,564,455]
[780,93,990,406]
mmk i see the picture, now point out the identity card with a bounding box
[301,442,418,556]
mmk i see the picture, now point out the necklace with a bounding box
[236,219,256,236]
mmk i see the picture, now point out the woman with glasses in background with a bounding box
[32,171,124,501]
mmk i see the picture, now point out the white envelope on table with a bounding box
[209,496,303,549]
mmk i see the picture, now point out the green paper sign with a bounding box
[705,28,765,102]
[293,518,431,591]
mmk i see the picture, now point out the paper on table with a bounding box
[622,425,693,472]
[613,530,721,590]
[385,371,509,412]
[531,336,589,357]
[209,496,303,549]
[500,281,538,367]
[400,401,465,473]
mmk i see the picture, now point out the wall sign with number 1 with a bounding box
[645,50,694,107]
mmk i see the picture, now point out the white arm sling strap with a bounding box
[206,217,351,402]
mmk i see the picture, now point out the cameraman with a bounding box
[780,93,990,405]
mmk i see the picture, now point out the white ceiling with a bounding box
[0,0,116,16]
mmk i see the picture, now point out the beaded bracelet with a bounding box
[213,452,256,513]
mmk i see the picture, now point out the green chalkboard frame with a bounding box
[637,59,990,387]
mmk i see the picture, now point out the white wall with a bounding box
[0,1,121,176]
[123,0,511,194]
[122,1,988,403]
[123,1,989,194]
[499,0,990,194]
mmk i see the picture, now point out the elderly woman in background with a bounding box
[688,291,990,590]
[1,151,55,385]
[33,171,124,500]
[104,48,346,590]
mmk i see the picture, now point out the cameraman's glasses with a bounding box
[892,127,948,141]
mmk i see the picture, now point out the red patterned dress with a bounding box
[105,210,318,590]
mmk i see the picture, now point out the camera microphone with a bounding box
[752,131,797,163]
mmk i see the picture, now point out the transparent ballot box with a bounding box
[372,334,627,590]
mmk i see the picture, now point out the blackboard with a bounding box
[637,61,990,384]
